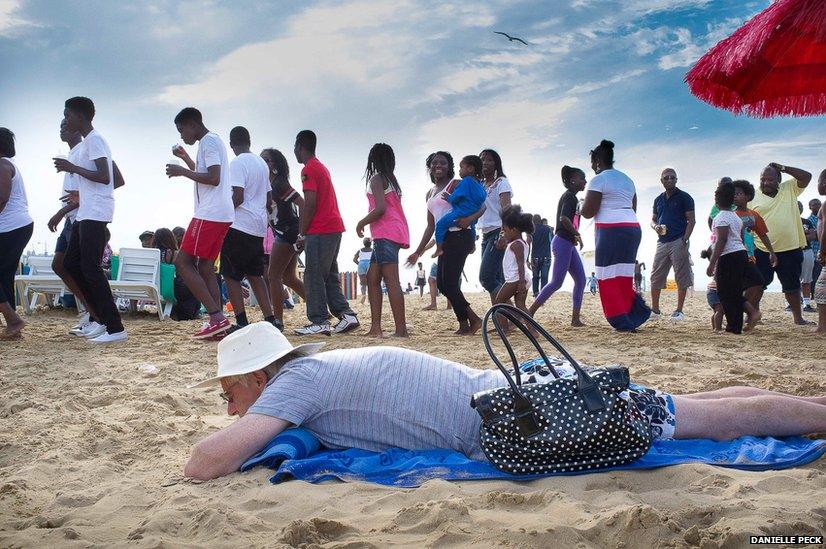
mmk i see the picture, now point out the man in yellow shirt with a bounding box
[748,162,812,325]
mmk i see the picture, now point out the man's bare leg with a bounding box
[673,394,826,440]
[681,385,826,405]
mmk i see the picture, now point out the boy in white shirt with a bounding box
[220,126,275,331]
[166,107,234,339]
[54,96,126,344]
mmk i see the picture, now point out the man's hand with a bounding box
[575,234,584,250]
[769,162,785,173]
[819,250,825,266]
[769,252,779,267]
[54,158,76,173]
[405,251,420,267]
[172,146,190,162]
[495,235,507,250]
[166,164,186,178]
[356,220,366,238]
[47,212,63,232]
[706,265,714,277]
[456,216,471,229]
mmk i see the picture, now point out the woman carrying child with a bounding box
[356,143,410,338]
[407,152,485,335]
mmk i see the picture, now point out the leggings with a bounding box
[533,235,586,311]
[436,230,473,323]
[0,222,33,305]
[716,250,747,334]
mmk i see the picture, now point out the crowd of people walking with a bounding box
[2,97,825,342]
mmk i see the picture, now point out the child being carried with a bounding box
[432,155,486,258]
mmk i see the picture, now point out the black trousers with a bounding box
[716,250,748,334]
[437,230,473,323]
[0,222,33,306]
[63,220,124,333]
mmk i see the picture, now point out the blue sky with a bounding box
[2,0,823,289]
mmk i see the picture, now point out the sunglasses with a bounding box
[662,175,677,180]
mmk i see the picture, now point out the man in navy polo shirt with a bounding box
[650,168,695,320]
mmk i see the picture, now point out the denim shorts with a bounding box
[370,238,401,265]
[357,259,370,276]
[706,288,720,308]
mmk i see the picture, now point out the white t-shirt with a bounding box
[62,142,82,222]
[478,177,513,233]
[585,169,638,224]
[711,209,746,256]
[75,130,115,223]
[193,132,234,223]
[229,152,269,237]
[0,157,33,232]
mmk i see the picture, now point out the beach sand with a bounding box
[1,292,824,548]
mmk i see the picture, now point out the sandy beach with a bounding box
[1,291,824,548]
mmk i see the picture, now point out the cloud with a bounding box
[567,68,647,95]
[157,1,428,107]
[0,0,39,37]
[417,97,578,165]
[657,18,744,70]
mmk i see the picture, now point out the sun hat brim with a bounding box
[187,342,324,389]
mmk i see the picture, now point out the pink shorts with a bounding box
[181,218,231,260]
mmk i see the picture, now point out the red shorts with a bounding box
[180,218,232,260]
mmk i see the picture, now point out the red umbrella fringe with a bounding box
[685,0,826,117]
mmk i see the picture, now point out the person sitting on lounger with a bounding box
[184,322,826,480]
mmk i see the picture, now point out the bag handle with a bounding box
[482,305,607,420]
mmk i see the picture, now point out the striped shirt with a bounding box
[247,346,506,460]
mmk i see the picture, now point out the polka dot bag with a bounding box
[471,304,652,475]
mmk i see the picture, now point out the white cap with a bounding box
[188,322,323,389]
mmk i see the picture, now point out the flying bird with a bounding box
[494,31,529,46]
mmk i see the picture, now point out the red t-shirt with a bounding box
[301,157,345,235]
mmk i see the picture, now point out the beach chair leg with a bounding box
[162,301,173,321]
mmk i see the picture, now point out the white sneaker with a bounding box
[69,321,90,336]
[81,322,106,339]
[88,330,128,345]
[670,311,685,321]
[293,323,332,336]
[333,314,360,334]
[650,311,662,319]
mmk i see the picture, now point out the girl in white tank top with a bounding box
[494,205,534,324]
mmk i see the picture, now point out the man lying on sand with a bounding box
[185,322,826,480]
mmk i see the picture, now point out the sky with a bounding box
[2,0,824,292]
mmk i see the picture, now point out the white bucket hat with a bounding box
[188,322,323,389]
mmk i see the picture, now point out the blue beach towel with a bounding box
[241,428,826,488]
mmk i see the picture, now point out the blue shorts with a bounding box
[357,259,370,276]
[370,238,401,265]
[429,263,438,279]
[55,219,74,253]
[706,288,720,308]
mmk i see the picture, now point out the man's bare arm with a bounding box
[184,414,289,480]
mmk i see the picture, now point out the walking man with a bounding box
[650,168,695,320]
[166,107,234,339]
[292,130,359,336]
[221,126,275,331]
[529,213,551,297]
[55,97,126,344]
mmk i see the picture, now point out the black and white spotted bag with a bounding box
[471,304,652,475]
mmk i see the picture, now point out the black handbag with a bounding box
[470,304,652,474]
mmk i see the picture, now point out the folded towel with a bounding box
[242,428,826,488]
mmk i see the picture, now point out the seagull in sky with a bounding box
[494,31,529,46]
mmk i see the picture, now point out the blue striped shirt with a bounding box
[247,347,505,460]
